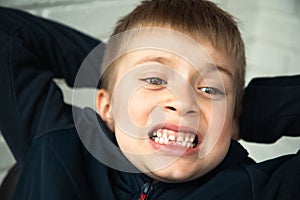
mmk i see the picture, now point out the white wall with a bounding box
[1,0,300,183]
[217,0,300,82]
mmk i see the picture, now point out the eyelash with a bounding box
[198,87,225,98]
[141,77,225,99]
[141,77,167,86]
[198,87,223,94]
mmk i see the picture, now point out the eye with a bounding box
[142,77,167,85]
[198,87,225,99]
[199,87,222,94]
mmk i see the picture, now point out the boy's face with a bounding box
[97,29,237,182]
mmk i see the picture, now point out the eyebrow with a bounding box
[213,64,234,78]
[134,56,171,66]
[134,55,233,78]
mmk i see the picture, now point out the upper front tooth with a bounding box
[169,135,175,141]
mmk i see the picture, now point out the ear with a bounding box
[96,89,114,130]
[231,118,240,140]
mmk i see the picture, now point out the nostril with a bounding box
[166,106,176,111]
[186,110,197,114]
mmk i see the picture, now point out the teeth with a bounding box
[163,132,168,138]
[164,138,169,144]
[169,135,175,141]
[151,129,197,148]
[157,130,162,138]
[189,137,195,143]
[177,136,183,142]
[187,142,191,148]
[159,137,164,144]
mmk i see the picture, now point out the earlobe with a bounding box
[96,89,114,130]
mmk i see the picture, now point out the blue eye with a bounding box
[198,87,224,96]
[143,77,167,85]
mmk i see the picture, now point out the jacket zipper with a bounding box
[139,182,153,200]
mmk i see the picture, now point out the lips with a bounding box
[148,123,202,155]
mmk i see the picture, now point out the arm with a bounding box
[240,75,300,143]
[0,7,103,163]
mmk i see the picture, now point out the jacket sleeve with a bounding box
[0,7,103,163]
[240,75,300,143]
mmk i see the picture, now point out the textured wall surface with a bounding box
[1,0,300,184]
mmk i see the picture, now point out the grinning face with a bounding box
[97,28,238,182]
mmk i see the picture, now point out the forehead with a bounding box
[103,27,236,84]
[116,48,234,82]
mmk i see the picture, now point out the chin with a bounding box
[147,164,202,183]
[145,154,224,183]
[150,172,196,183]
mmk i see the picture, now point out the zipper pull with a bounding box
[139,182,153,200]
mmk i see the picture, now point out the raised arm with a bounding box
[0,7,103,163]
[240,75,300,143]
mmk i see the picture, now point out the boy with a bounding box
[0,1,299,200]
[86,0,245,180]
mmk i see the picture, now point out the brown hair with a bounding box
[101,0,246,117]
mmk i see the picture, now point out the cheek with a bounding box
[197,99,225,131]
[197,96,235,142]
[127,92,158,127]
[114,127,144,157]
[216,96,236,138]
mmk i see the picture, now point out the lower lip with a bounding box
[148,138,201,157]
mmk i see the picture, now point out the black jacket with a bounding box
[0,7,299,200]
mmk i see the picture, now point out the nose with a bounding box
[163,83,199,117]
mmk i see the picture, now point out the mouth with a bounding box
[149,128,198,148]
[148,124,201,156]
